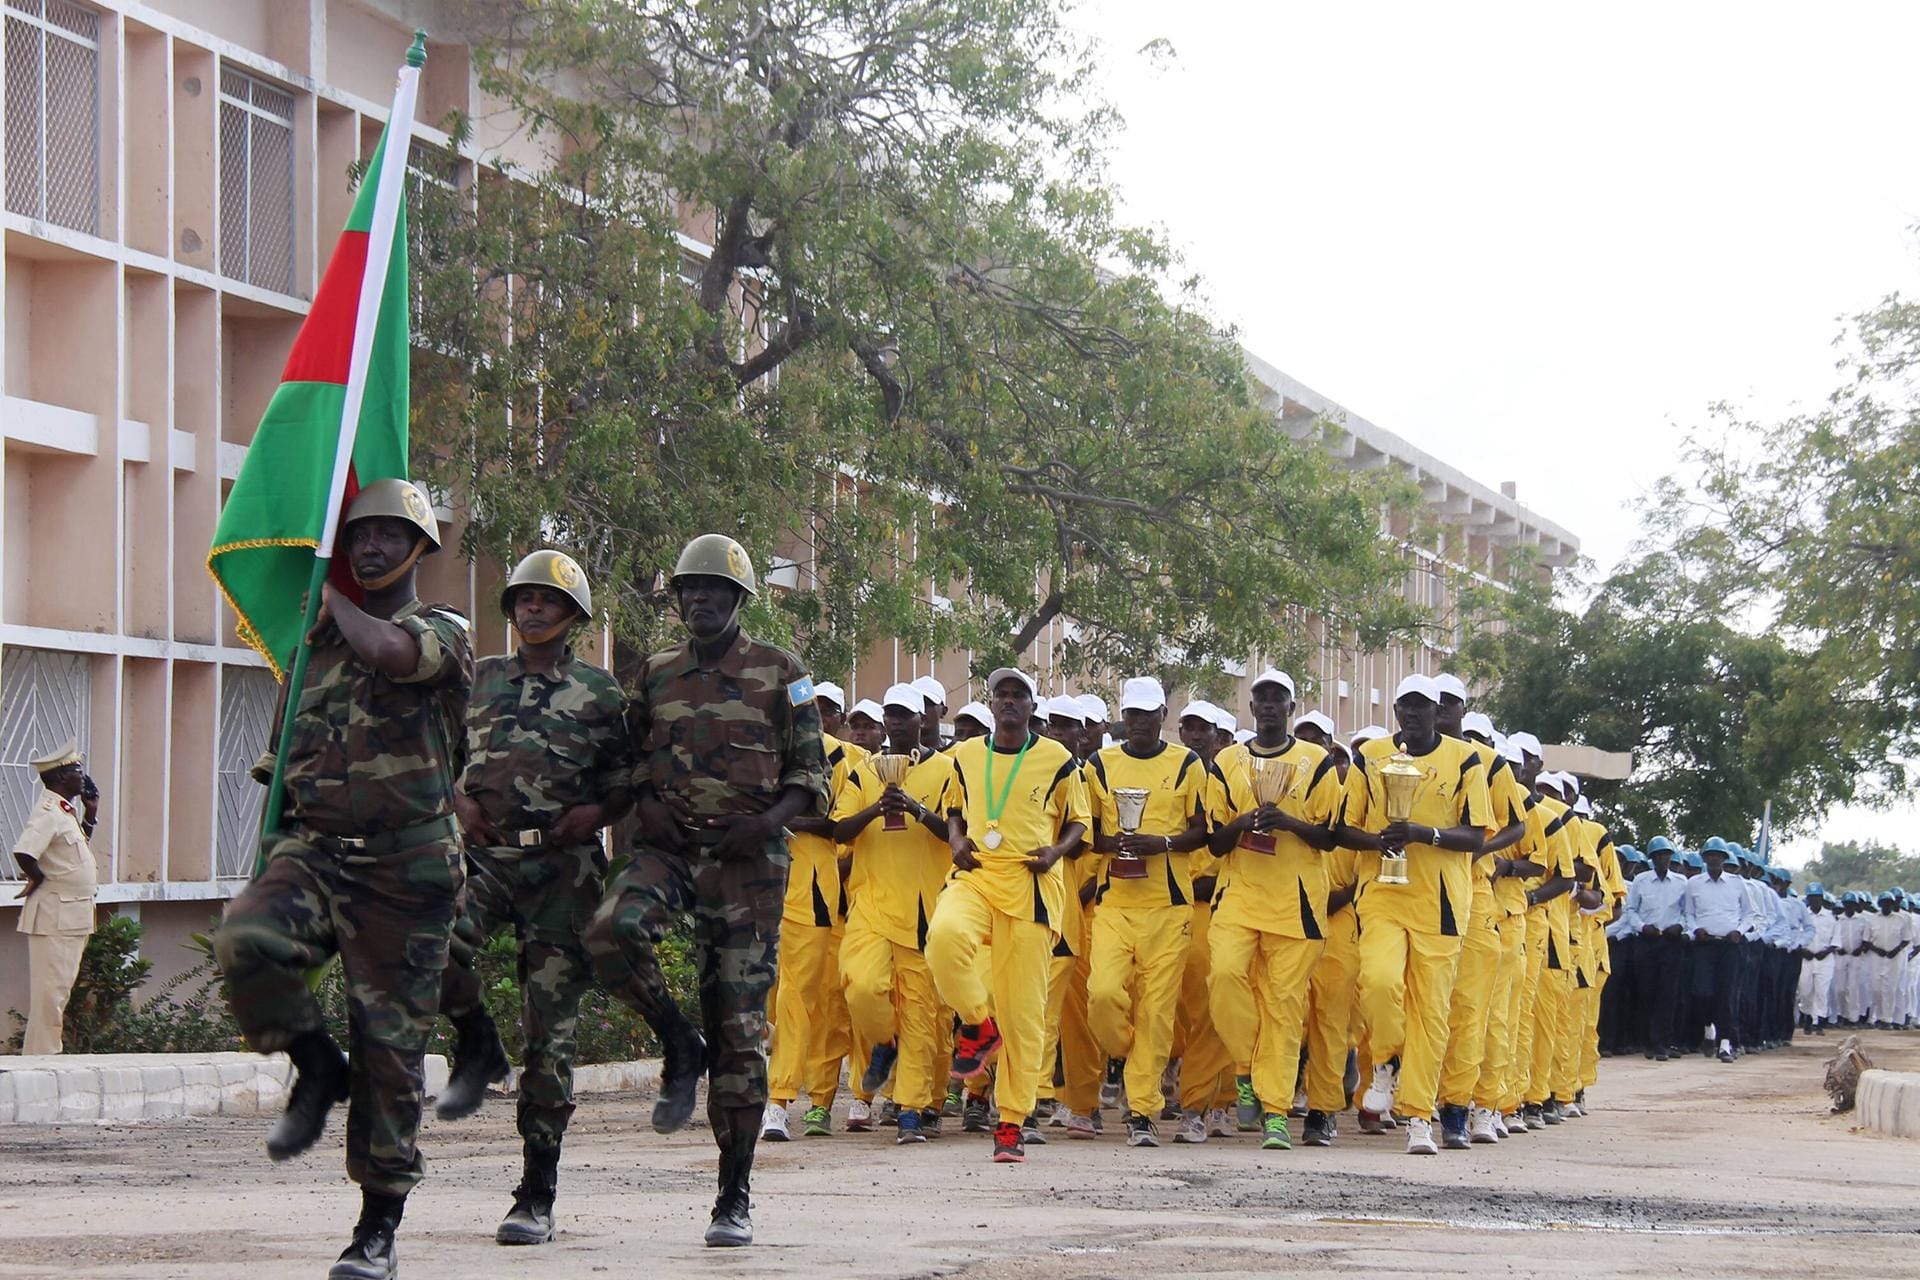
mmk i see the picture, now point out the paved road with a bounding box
[2,1031,1916,1279]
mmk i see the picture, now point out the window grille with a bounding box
[215,667,274,878]
[218,64,295,293]
[0,648,91,878]
[3,0,99,234]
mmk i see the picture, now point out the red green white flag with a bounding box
[207,38,426,677]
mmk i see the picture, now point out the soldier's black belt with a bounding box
[302,814,459,856]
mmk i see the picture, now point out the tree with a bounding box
[407,0,1423,687]
[1798,840,1920,897]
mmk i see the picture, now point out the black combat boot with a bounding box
[435,1007,511,1120]
[267,1029,350,1162]
[496,1141,560,1245]
[652,1012,708,1135]
[704,1107,759,1247]
[329,1189,404,1280]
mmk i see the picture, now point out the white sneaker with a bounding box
[845,1097,873,1132]
[1492,1110,1510,1139]
[1469,1106,1500,1144]
[1361,1063,1398,1115]
[1503,1109,1528,1133]
[1172,1110,1208,1144]
[1290,1088,1309,1118]
[1046,1099,1070,1128]
[761,1102,792,1141]
[1562,1099,1584,1118]
[1205,1107,1235,1138]
[1404,1115,1438,1155]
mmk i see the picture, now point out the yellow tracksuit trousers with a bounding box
[1041,949,1075,1106]
[840,917,943,1112]
[1551,967,1587,1102]
[1578,971,1604,1089]
[1357,916,1463,1119]
[1475,911,1525,1111]
[1438,910,1502,1108]
[1209,917,1322,1115]
[769,919,833,1105]
[1304,907,1361,1114]
[1506,911,1549,1112]
[811,917,854,1104]
[1527,963,1571,1106]
[1089,903,1190,1119]
[926,875,1052,1126]
[1174,901,1238,1113]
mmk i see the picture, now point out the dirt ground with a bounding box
[2,1031,1917,1279]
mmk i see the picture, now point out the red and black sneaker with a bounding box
[991,1121,1026,1163]
[952,1017,1003,1081]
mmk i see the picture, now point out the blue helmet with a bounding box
[1646,836,1677,856]
[1766,865,1790,883]
[1682,851,1706,871]
[1702,837,1731,857]
[1806,881,1826,898]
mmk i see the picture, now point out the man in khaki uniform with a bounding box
[12,739,101,1054]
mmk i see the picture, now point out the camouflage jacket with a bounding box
[628,626,830,821]
[278,599,472,835]
[461,647,633,830]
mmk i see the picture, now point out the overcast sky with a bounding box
[1073,1,1920,865]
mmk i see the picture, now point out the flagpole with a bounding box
[255,32,428,875]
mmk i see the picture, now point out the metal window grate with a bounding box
[215,667,274,879]
[3,0,99,234]
[218,64,295,293]
[0,648,92,878]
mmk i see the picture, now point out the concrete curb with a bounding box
[0,1053,661,1125]
[1855,1069,1920,1139]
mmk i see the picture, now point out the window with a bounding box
[219,65,295,293]
[0,648,91,878]
[3,0,99,234]
[215,666,274,879]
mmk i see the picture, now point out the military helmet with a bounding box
[502,549,592,620]
[671,533,757,596]
[343,478,440,550]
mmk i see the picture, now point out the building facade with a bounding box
[0,0,1577,1026]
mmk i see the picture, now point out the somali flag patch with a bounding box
[788,676,816,707]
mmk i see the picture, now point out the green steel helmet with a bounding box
[502,549,592,620]
[671,533,757,596]
[343,478,440,551]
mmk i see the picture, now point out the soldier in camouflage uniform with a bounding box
[585,533,830,1249]
[432,549,633,1247]
[214,480,472,1280]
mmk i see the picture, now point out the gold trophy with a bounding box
[1240,757,1299,855]
[870,752,914,830]
[1376,751,1424,885]
[1111,787,1152,879]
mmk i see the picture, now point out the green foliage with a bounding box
[1798,840,1920,897]
[408,0,1425,693]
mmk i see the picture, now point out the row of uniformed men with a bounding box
[761,664,1644,1163]
[1795,885,1920,1033]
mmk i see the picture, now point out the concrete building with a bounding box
[0,0,1577,1026]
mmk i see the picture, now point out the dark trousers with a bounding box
[1693,937,1743,1048]
[1637,933,1684,1053]
[1599,935,1636,1052]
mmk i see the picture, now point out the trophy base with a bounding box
[1109,856,1149,880]
[1239,832,1277,855]
[882,813,909,831]
[1377,854,1411,886]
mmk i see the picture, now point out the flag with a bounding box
[207,38,426,676]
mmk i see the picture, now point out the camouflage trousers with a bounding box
[214,827,462,1196]
[585,835,787,1127]
[440,840,605,1150]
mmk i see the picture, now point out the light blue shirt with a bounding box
[1683,872,1754,937]
[1626,868,1688,932]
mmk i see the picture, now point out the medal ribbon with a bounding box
[981,733,1035,835]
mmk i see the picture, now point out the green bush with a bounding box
[7,914,153,1053]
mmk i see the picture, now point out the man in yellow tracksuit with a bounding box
[764,721,862,1139]
[1339,673,1492,1157]
[1037,696,1095,1136]
[1567,791,1624,1113]
[927,667,1089,1164]
[1083,677,1209,1149]
[833,683,960,1144]
[1170,703,1238,1142]
[1206,668,1342,1152]
[1475,736,1549,1140]
[1523,771,1581,1126]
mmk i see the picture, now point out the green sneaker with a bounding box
[1261,1112,1292,1150]
[803,1104,832,1137]
[1235,1077,1260,1132]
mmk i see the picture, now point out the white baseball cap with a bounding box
[1044,694,1087,723]
[912,675,948,707]
[1294,711,1336,737]
[1352,723,1388,746]
[1234,728,1255,745]
[954,701,991,729]
[1573,795,1593,817]
[1120,676,1167,713]
[1393,674,1440,704]
[1077,694,1108,723]
[985,667,1036,699]
[1435,673,1468,702]
[1498,736,1524,764]
[1535,771,1566,795]
[1251,667,1296,696]
[882,682,927,713]
[848,698,885,724]
[1211,708,1238,733]
[1508,731,1543,758]
[1178,699,1217,724]
[1461,711,1495,740]
[815,681,846,710]
[1559,772,1581,796]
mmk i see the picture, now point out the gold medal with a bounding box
[981,825,1003,850]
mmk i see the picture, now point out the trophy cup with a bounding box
[870,752,913,830]
[1376,751,1424,885]
[1240,757,1299,855]
[1111,787,1152,879]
